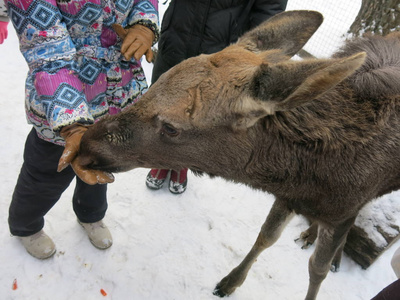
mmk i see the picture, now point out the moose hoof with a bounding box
[213,279,238,298]
[330,262,341,272]
[295,222,318,249]
[213,284,228,298]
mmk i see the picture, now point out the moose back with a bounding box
[77,10,400,300]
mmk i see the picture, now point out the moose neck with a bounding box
[265,86,379,151]
[232,85,384,194]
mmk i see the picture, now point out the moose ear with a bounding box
[275,52,366,111]
[237,10,323,57]
[232,52,366,129]
[248,52,367,113]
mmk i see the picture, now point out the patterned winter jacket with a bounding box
[5,0,159,144]
[0,0,8,22]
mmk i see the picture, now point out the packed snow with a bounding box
[1,1,399,299]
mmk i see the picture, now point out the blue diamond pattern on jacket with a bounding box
[41,84,85,119]
[76,3,102,26]
[59,87,80,103]
[30,3,57,28]
[136,1,157,14]
[8,0,59,34]
[79,60,102,84]
[8,6,26,33]
[115,0,132,13]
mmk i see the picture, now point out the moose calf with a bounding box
[76,10,400,300]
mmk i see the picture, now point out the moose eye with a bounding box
[161,123,179,137]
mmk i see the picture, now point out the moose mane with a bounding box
[334,32,400,99]
[262,33,400,151]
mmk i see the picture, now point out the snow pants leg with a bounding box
[8,128,108,237]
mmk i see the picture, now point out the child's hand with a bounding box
[112,23,154,63]
[58,124,115,185]
[0,21,8,44]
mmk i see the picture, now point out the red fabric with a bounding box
[170,168,188,184]
[0,21,8,44]
[149,169,169,180]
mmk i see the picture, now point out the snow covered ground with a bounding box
[1,1,399,300]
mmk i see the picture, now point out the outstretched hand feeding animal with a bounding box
[57,22,155,185]
[57,124,115,185]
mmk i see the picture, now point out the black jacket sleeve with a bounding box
[249,0,288,29]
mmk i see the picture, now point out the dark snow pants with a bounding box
[8,128,108,237]
[371,278,400,300]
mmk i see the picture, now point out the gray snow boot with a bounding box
[78,220,113,249]
[19,230,56,259]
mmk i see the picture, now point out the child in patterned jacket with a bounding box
[6,0,159,259]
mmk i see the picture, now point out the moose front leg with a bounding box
[213,199,294,297]
[305,217,356,300]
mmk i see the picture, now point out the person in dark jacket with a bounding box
[145,0,288,194]
[370,246,400,300]
[371,279,400,300]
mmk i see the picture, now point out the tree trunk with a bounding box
[348,0,400,36]
[345,223,400,269]
[344,195,400,269]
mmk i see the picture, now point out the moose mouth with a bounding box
[78,155,128,174]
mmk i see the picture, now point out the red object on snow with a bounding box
[12,279,18,290]
[100,289,107,296]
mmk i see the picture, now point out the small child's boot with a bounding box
[146,169,169,190]
[78,219,113,249]
[19,230,56,259]
[169,168,188,194]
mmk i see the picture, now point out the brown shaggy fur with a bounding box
[78,11,400,300]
